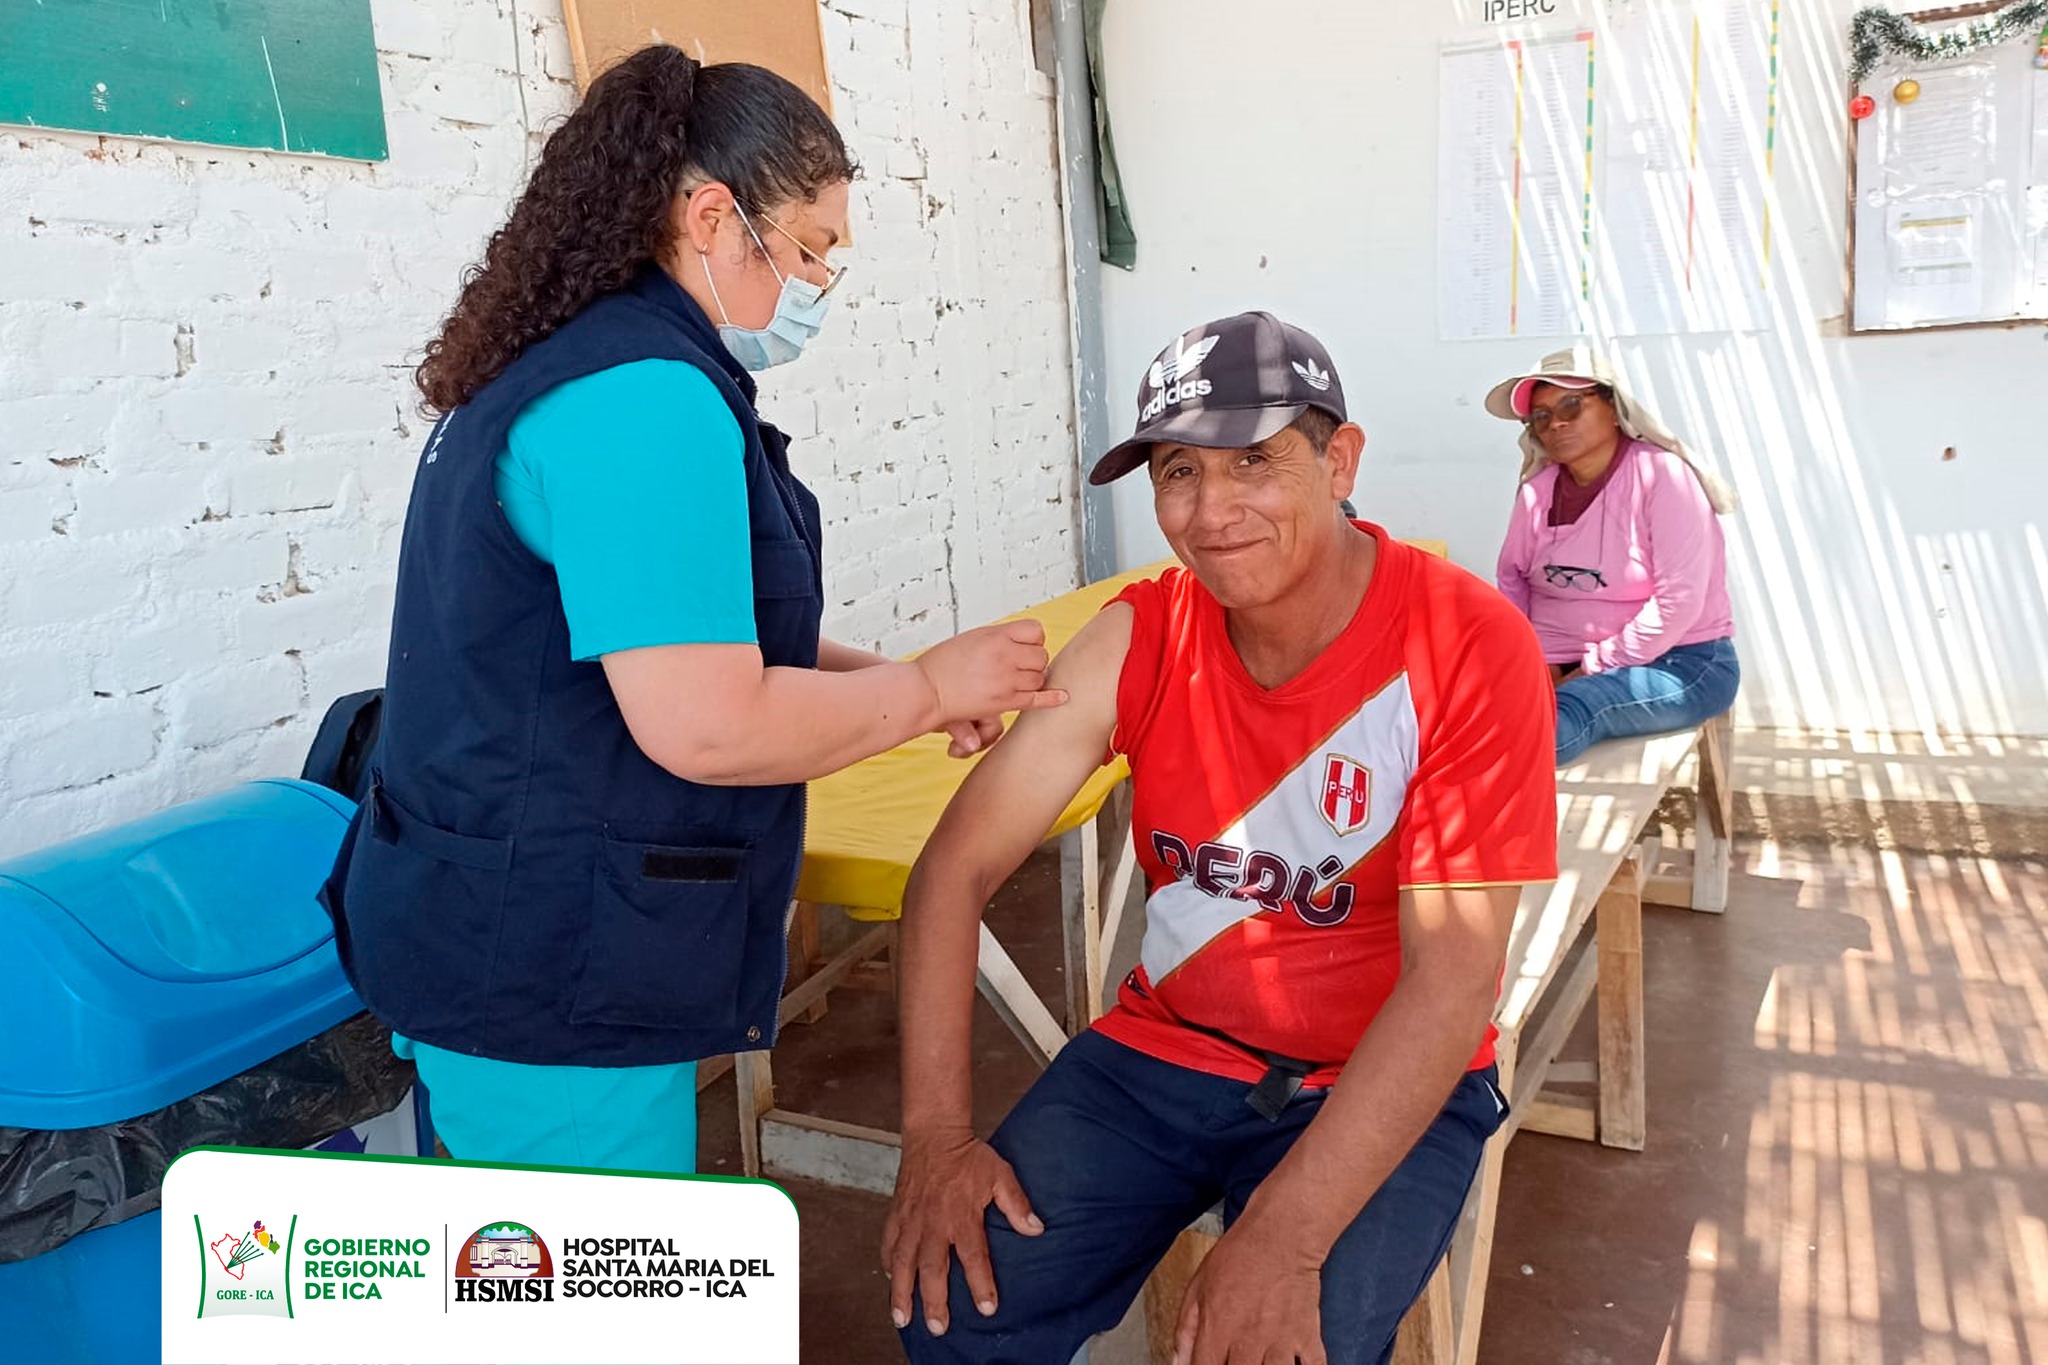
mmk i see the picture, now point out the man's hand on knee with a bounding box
[882,1129,1043,1336]
[1174,1217,1326,1365]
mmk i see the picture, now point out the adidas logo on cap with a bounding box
[1141,335,1220,422]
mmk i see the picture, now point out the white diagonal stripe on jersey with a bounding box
[1141,674,1419,984]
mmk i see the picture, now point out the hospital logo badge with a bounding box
[1319,755,1372,837]
[454,1221,557,1302]
[196,1215,294,1318]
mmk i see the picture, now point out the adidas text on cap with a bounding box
[1088,311,1349,486]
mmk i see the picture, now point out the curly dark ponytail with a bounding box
[415,47,854,413]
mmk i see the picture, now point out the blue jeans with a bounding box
[1554,636,1739,764]
[899,1032,1508,1365]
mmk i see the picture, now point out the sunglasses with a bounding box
[1524,391,1604,432]
[1542,563,1607,591]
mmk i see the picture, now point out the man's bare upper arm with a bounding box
[1399,883,1523,985]
[915,604,1134,888]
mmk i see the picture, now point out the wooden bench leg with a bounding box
[735,1050,774,1177]
[1393,1256,1456,1365]
[1595,857,1646,1151]
[1142,1225,1217,1363]
[1444,1038,1514,1364]
[1691,712,1733,914]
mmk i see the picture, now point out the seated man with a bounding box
[884,312,1560,1365]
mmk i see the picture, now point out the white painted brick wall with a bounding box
[0,0,1079,858]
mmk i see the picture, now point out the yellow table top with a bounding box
[798,538,1448,920]
[798,562,1168,918]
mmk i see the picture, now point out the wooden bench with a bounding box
[1140,713,1735,1365]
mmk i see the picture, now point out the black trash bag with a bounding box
[0,1011,414,1264]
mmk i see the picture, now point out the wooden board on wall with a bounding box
[561,0,833,114]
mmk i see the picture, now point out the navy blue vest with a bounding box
[325,267,824,1067]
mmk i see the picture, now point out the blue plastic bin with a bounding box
[0,778,420,1363]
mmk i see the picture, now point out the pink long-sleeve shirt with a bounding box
[1494,438,1734,674]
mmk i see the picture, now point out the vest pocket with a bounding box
[366,784,514,870]
[570,833,753,1030]
[343,785,514,1025]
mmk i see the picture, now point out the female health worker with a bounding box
[323,47,1064,1176]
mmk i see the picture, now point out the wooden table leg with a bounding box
[1595,857,1646,1151]
[735,1050,775,1178]
[976,922,1068,1067]
[1690,712,1734,914]
[1059,821,1107,1035]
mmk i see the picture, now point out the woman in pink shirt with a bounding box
[1488,349,1739,764]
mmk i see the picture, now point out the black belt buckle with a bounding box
[1246,1060,1309,1122]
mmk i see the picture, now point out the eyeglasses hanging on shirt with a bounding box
[1538,441,1617,594]
[1542,563,1608,591]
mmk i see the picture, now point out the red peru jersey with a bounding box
[1094,526,1559,1086]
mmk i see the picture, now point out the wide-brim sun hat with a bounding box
[1484,345,1740,514]
[1483,346,1615,421]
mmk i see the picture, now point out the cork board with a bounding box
[561,0,834,115]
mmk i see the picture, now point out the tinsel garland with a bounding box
[1848,0,2048,84]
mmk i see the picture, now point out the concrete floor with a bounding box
[695,763,2048,1364]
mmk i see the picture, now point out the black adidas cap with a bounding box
[1088,311,1348,486]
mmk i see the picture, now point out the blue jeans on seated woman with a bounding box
[1554,636,1739,765]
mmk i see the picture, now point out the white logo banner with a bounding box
[162,1148,799,1364]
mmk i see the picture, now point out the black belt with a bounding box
[1243,1050,1320,1122]
[1125,971,1334,1123]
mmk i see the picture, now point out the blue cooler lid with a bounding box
[0,778,362,1131]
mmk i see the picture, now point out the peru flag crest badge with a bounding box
[1319,754,1372,837]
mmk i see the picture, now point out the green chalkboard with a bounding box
[0,0,387,160]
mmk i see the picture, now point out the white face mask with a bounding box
[702,203,838,371]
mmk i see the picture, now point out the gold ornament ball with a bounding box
[1894,78,1921,104]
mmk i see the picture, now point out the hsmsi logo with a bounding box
[454,1221,557,1302]
[300,1232,433,1302]
[196,1214,294,1318]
